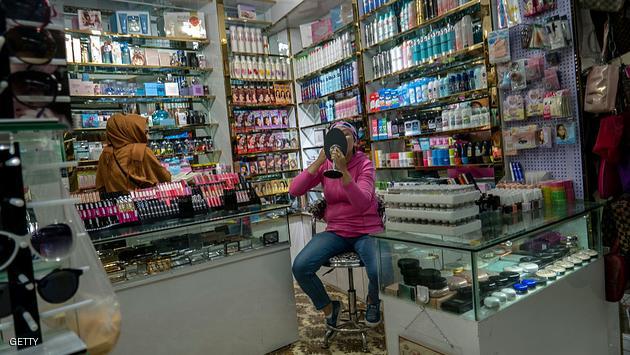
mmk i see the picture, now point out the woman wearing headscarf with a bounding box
[96,113,171,193]
[289,121,383,328]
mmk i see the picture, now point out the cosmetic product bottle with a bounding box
[230,26,238,52]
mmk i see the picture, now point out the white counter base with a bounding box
[383,259,620,355]
[111,244,298,355]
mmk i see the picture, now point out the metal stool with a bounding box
[322,251,370,352]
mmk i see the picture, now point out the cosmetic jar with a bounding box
[398,258,420,270]
[582,249,598,259]
[503,265,524,274]
[513,283,528,295]
[444,262,465,275]
[518,262,539,274]
[554,260,574,270]
[546,265,565,276]
[446,276,468,290]
[522,278,537,289]
[566,256,583,266]
[424,277,448,290]
[488,275,510,288]
[484,296,501,309]
[519,256,538,263]
[499,271,520,285]
[491,291,508,303]
[429,286,451,298]
[419,268,441,279]
[539,255,555,266]
[574,253,591,262]
[536,269,557,281]
[530,276,547,286]
[457,286,473,298]
[500,288,517,300]
[479,280,498,295]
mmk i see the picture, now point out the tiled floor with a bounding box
[269,284,387,355]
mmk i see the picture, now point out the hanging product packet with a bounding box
[526,88,545,117]
[503,94,525,121]
[488,29,511,64]
[510,59,528,91]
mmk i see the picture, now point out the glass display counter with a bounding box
[374,202,618,355]
[375,202,602,321]
[89,204,291,286]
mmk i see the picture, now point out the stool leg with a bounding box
[347,268,358,323]
[323,328,336,349]
[361,331,368,352]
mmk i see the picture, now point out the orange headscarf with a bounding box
[95,113,171,193]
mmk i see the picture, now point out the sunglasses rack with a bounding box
[0,144,43,348]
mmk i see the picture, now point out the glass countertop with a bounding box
[89,204,290,245]
[374,201,603,251]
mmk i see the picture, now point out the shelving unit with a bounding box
[359,0,503,181]
[269,0,370,204]
[62,0,221,193]
[217,0,300,205]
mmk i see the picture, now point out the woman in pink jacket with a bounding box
[289,121,383,328]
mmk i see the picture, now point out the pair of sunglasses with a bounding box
[0,268,84,317]
[0,224,75,271]
[3,26,58,65]
[0,0,53,27]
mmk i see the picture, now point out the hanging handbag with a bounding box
[585,21,620,113]
[580,0,625,12]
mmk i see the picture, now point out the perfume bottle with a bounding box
[152,103,170,126]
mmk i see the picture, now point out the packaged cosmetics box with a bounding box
[237,4,257,20]
[311,17,333,44]
[111,11,151,35]
[299,22,314,48]
[330,4,353,31]
[163,12,207,39]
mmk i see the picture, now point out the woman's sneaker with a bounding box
[326,300,342,329]
[365,301,381,327]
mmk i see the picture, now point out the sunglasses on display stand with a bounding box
[0,143,90,350]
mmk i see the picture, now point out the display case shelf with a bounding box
[246,169,300,179]
[229,51,290,58]
[233,127,297,135]
[71,95,216,105]
[230,103,295,109]
[234,148,300,158]
[300,84,360,106]
[299,115,364,130]
[362,0,482,52]
[224,17,273,28]
[294,22,356,58]
[64,28,209,45]
[378,201,601,251]
[0,120,69,132]
[68,62,213,73]
[359,0,400,21]
[376,163,496,171]
[296,54,357,82]
[365,43,486,84]
[371,125,493,143]
[368,88,490,116]
[89,204,289,246]
[230,78,293,83]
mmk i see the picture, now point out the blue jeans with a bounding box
[292,232,380,310]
